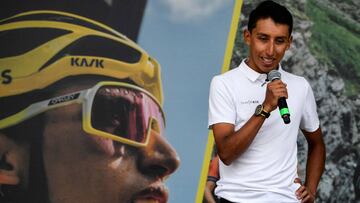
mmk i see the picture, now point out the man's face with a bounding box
[244,18,292,73]
[42,82,180,203]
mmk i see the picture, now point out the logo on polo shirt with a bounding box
[240,100,259,105]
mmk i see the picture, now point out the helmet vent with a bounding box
[0,28,70,58]
[0,12,124,39]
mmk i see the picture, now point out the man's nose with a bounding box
[266,41,275,56]
[137,130,180,178]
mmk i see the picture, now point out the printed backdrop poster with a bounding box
[0,0,236,202]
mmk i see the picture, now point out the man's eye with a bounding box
[276,39,285,44]
[258,37,268,41]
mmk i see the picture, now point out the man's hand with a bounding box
[263,80,288,112]
[294,178,316,203]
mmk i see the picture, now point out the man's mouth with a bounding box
[131,183,168,203]
[260,57,275,66]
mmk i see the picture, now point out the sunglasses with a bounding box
[0,81,165,147]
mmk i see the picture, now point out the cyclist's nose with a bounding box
[137,130,180,179]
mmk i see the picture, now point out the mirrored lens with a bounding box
[90,85,164,143]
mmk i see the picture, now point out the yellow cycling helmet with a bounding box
[0,10,163,104]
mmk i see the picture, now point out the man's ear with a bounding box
[0,152,20,185]
[0,135,20,186]
[243,29,251,46]
[286,35,293,50]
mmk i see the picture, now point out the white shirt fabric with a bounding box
[208,60,320,203]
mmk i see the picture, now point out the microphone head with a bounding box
[267,70,281,81]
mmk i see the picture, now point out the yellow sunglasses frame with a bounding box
[0,81,165,147]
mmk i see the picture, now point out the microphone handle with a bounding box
[278,97,290,124]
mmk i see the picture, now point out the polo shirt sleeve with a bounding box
[299,80,320,132]
[208,76,236,128]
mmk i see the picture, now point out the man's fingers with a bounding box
[299,187,308,199]
[296,185,306,199]
[301,194,310,203]
[268,82,288,98]
[293,179,315,203]
[294,178,302,184]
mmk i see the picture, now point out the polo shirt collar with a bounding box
[239,59,283,83]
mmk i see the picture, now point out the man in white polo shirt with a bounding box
[208,1,325,203]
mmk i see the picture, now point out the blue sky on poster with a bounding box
[138,0,234,202]
[157,0,231,23]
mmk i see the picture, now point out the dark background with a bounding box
[1,0,147,42]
